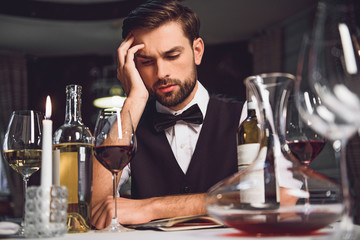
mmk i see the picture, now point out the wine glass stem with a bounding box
[334,139,353,236]
[22,177,29,228]
[112,173,118,221]
[304,177,310,208]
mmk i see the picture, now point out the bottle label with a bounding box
[237,143,260,168]
[239,147,267,204]
[240,167,265,203]
[78,147,86,200]
[59,152,78,204]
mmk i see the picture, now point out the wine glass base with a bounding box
[14,225,24,236]
[96,219,133,233]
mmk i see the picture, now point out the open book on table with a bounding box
[125,214,225,231]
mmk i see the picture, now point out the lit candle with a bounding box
[41,96,53,188]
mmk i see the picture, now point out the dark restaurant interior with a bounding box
[0,0,359,222]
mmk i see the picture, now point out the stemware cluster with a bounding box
[2,107,136,235]
[206,0,360,238]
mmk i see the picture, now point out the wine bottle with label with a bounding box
[236,97,279,209]
[53,85,93,233]
[236,99,265,205]
[236,100,260,171]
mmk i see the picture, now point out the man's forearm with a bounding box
[146,193,207,220]
[121,96,147,130]
[92,191,207,228]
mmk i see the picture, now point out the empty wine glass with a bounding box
[3,110,43,235]
[295,0,360,237]
[295,70,354,239]
[93,108,136,232]
[296,3,360,233]
[308,0,360,124]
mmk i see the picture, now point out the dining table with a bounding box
[1,222,359,240]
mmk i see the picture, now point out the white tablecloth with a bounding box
[2,223,359,240]
[1,222,359,240]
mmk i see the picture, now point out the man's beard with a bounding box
[149,71,197,107]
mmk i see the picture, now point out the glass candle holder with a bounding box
[24,185,68,238]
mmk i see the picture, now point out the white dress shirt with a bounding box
[156,81,210,173]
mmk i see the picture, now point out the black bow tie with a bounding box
[153,104,203,132]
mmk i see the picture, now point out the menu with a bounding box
[126,214,224,231]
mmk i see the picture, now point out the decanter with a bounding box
[205,73,345,237]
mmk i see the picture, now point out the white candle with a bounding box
[41,96,53,188]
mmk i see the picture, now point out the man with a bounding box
[91,0,244,229]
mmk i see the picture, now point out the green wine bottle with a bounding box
[236,100,260,171]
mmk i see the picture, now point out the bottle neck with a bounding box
[65,88,82,124]
[247,101,257,117]
[247,109,256,117]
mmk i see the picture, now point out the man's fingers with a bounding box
[117,35,135,68]
[91,203,106,229]
[117,43,144,84]
[91,196,114,230]
[125,44,145,65]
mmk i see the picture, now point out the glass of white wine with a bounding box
[3,110,43,236]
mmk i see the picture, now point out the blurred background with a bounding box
[0,0,359,219]
[0,0,321,129]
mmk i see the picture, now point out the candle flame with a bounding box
[45,96,52,119]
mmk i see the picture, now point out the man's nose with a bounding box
[156,60,170,79]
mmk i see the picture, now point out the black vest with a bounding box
[130,94,243,199]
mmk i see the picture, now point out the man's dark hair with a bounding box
[122,0,200,43]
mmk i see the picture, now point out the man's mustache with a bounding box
[153,78,181,88]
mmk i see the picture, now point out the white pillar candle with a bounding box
[41,96,53,188]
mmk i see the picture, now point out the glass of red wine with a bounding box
[284,94,326,167]
[93,108,136,232]
[283,93,327,210]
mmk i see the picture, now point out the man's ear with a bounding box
[193,38,204,66]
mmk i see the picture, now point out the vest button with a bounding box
[183,186,191,193]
